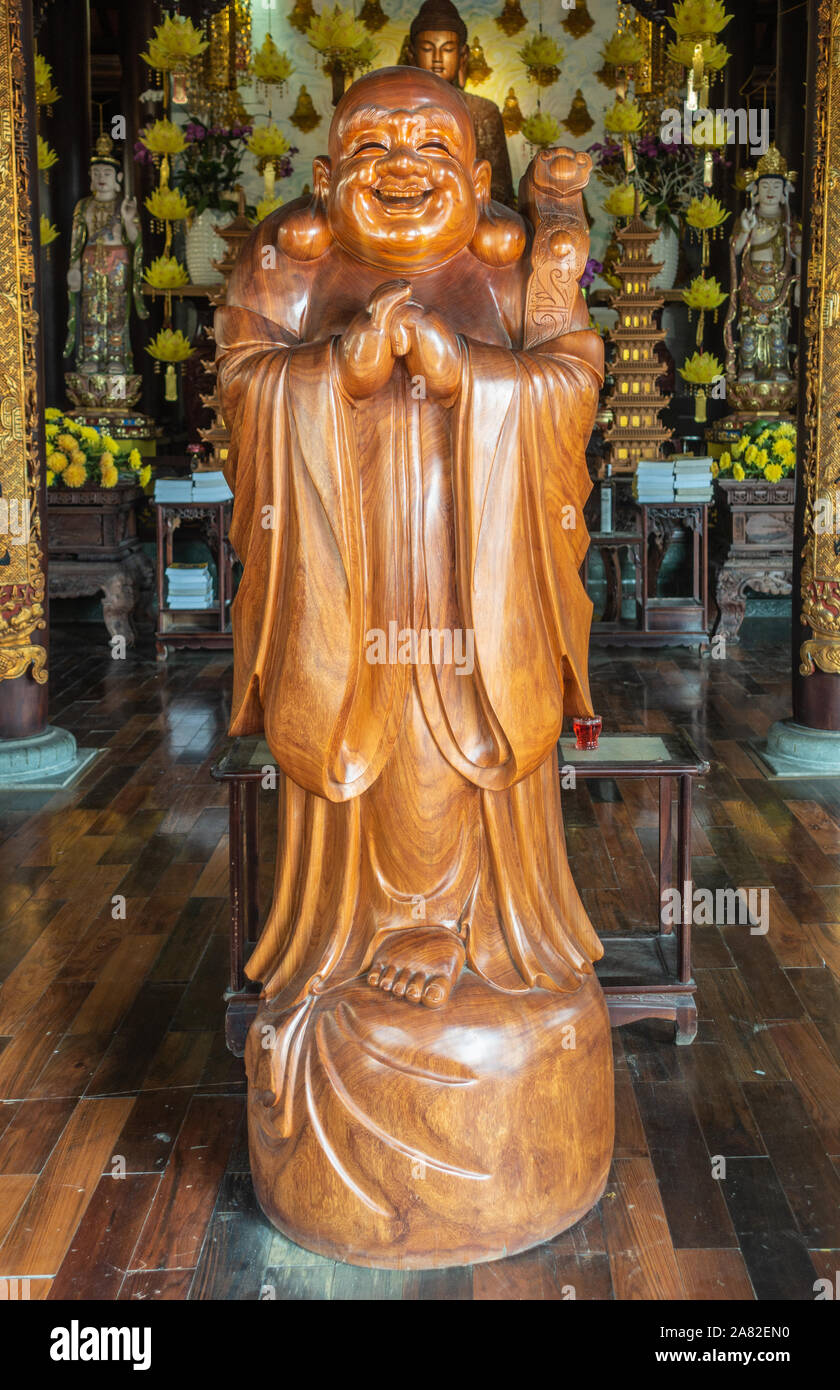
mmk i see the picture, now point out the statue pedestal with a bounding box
[761,719,840,776]
[247,970,613,1269]
[0,726,98,789]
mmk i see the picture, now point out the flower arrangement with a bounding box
[714,420,796,482]
[521,111,561,148]
[44,410,150,489]
[590,135,710,233]
[518,33,565,86]
[137,119,259,219]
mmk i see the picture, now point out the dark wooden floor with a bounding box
[0,622,838,1300]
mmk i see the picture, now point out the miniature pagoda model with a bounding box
[602,212,672,474]
[198,188,254,469]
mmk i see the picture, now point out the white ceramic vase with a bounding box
[649,223,680,290]
[185,208,231,286]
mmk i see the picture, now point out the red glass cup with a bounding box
[573,715,602,751]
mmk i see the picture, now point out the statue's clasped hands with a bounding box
[336,280,461,401]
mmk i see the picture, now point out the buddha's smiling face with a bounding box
[318,69,488,273]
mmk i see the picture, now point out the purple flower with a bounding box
[133,139,153,165]
[580,256,603,289]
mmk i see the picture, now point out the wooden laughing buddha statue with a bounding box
[216,67,613,1269]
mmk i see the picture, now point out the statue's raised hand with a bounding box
[391,302,461,402]
[335,280,412,399]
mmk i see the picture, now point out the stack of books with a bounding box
[154,477,193,503]
[673,455,713,502]
[166,563,214,611]
[191,470,232,503]
[633,459,675,503]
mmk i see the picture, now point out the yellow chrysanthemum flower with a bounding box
[51,450,68,472]
[773,436,793,456]
[56,432,77,453]
[731,438,745,458]
[145,187,192,222]
[764,463,783,483]
[101,464,119,488]
[139,464,152,488]
[128,448,142,471]
[70,451,86,469]
[146,328,194,362]
[711,460,719,478]
[600,31,645,68]
[732,462,745,481]
[144,255,190,289]
[99,451,115,471]
[777,421,796,439]
[79,425,100,445]
[44,407,62,421]
[755,448,769,467]
[140,119,186,157]
[744,444,758,464]
[46,469,55,487]
[63,461,88,488]
[604,99,644,135]
[45,422,58,439]
[718,451,731,471]
[101,436,120,454]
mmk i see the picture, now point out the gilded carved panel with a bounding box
[0,0,47,684]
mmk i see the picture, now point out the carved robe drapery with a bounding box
[217,225,604,1017]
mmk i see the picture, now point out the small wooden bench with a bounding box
[212,730,709,1055]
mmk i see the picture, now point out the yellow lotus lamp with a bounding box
[142,14,208,73]
[667,0,733,106]
[603,183,647,219]
[518,33,565,87]
[253,32,295,94]
[248,122,292,199]
[34,52,60,108]
[140,119,186,158]
[256,195,284,223]
[679,350,724,421]
[146,328,195,402]
[521,111,561,149]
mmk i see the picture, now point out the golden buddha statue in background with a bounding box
[723,143,801,414]
[64,133,148,409]
[404,0,515,206]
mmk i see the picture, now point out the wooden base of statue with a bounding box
[246,961,613,1268]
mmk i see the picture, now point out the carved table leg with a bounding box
[602,546,623,622]
[714,568,747,642]
[101,571,137,645]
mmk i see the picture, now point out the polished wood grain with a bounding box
[0,626,838,1296]
[216,68,610,1267]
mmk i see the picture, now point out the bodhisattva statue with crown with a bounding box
[723,143,801,415]
[64,133,148,411]
[403,0,515,206]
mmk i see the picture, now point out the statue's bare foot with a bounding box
[366,926,466,1009]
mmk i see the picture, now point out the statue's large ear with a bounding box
[469,159,526,267]
[457,42,469,88]
[276,156,333,261]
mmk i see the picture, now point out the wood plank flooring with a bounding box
[0,623,838,1300]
